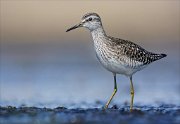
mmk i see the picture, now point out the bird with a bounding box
[66,13,166,111]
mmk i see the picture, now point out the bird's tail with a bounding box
[152,53,167,61]
[160,54,167,58]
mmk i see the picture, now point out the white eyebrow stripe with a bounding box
[89,15,99,19]
[82,19,86,23]
[83,15,99,20]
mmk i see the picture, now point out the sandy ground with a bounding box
[0,104,180,124]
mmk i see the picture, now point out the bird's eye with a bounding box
[89,18,92,21]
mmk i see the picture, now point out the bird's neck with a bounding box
[91,27,106,42]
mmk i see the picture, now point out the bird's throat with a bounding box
[91,27,106,42]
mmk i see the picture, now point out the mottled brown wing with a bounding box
[108,36,166,65]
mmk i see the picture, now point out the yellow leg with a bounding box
[130,76,134,112]
[105,73,117,109]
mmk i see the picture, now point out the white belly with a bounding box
[96,51,146,76]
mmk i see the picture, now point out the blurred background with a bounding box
[0,0,180,108]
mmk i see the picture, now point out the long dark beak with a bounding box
[66,22,82,32]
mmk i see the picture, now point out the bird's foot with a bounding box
[102,105,108,110]
[130,108,133,112]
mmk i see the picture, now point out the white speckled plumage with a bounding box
[91,27,147,76]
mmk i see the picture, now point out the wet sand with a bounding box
[1,104,180,124]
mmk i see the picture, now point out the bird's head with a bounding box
[66,13,102,32]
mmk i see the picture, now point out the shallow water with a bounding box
[1,104,180,124]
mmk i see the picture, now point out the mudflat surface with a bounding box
[1,104,180,124]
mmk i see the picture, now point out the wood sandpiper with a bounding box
[66,13,167,111]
